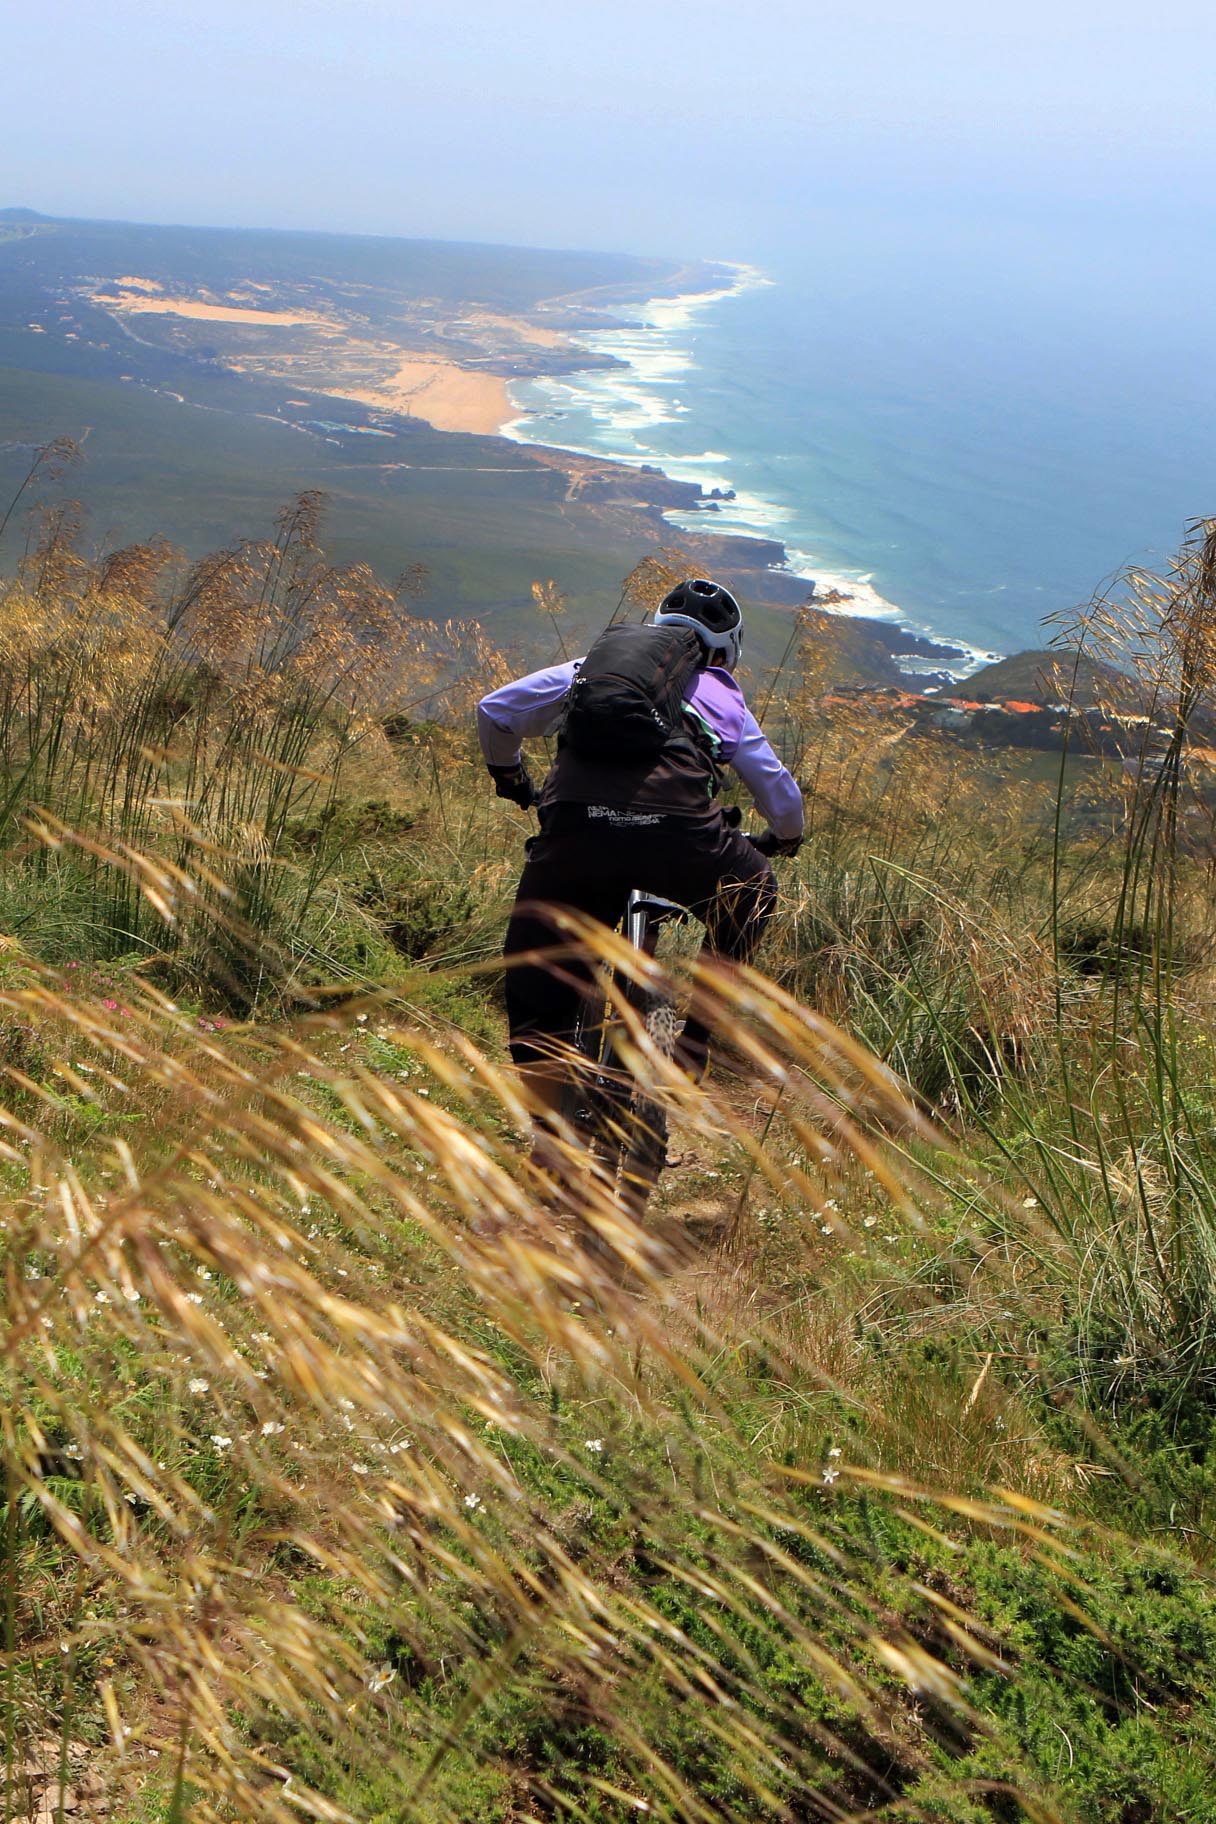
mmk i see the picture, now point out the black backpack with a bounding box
[560,623,704,764]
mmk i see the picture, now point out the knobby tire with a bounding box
[617,988,677,1219]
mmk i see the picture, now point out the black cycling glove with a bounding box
[749,829,803,859]
[488,762,538,809]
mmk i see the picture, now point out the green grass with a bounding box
[4,514,1216,1819]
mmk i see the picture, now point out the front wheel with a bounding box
[617,990,677,1219]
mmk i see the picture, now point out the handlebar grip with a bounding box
[747,830,803,859]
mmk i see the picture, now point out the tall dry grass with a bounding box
[3,484,1216,1818]
[0,483,509,1009]
[7,925,1086,1823]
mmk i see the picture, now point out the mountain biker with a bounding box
[477,577,804,1146]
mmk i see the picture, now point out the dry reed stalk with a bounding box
[0,912,1084,1823]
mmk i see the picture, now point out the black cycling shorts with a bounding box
[502,807,776,1068]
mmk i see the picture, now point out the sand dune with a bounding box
[95,290,333,329]
[91,281,522,433]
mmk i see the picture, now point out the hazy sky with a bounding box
[6,0,1215,257]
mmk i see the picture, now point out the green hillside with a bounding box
[6,512,1216,1821]
[963,647,1138,707]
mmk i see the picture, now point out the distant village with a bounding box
[820,680,1216,780]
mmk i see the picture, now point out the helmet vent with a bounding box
[653,576,743,669]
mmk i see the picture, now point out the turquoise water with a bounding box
[506,211,1216,671]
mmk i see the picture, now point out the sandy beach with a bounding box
[342,359,514,435]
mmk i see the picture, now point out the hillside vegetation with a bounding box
[5,482,1216,1824]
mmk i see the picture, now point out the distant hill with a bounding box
[963,648,1139,707]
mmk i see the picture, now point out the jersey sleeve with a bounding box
[476,661,579,767]
[730,709,805,839]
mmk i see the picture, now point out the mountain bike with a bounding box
[561,887,688,1220]
[560,827,785,1219]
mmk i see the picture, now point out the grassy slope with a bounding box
[0,363,831,671]
[0,363,662,639]
[6,511,1216,1821]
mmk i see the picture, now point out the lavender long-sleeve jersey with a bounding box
[477,659,804,841]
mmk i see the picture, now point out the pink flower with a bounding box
[103,999,119,1012]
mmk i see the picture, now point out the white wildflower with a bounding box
[261,1420,285,1437]
[1022,1196,1039,1209]
[827,1447,842,1458]
[822,1468,839,1486]
[94,1290,110,1304]
[862,1216,877,1229]
[584,1438,604,1453]
[185,1292,204,1305]
[188,1378,209,1395]
[367,1665,396,1693]
[464,1492,482,1510]
[352,1463,371,1476]
[210,1434,233,1451]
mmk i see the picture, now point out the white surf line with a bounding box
[504,265,1002,681]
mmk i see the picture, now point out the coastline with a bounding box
[495,261,1001,685]
[73,232,997,681]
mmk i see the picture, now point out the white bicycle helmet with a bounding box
[653,577,744,671]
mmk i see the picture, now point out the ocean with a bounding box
[504,211,1216,676]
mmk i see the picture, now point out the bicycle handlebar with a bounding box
[746,829,802,859]
[723,803,799,857]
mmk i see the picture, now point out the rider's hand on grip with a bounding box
[748,828,803,859]
[488,762,538,808]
